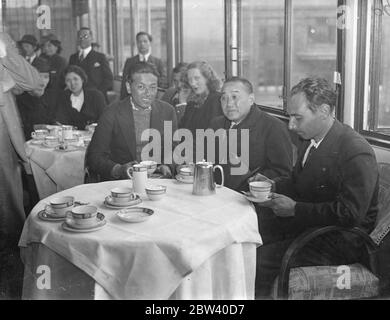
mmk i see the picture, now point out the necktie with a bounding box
[302,144,316,167]
[79,52,84,62]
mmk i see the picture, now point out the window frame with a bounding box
[354,0,390,148]
[234,0,345,122]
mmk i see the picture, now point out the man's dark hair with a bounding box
[64,65,88,84]
[223,77,254,94]
[126,62,159,82]
[173,62,188,74]
[291,77,336,113]
[136,31,152,42]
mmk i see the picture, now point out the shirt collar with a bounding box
[80,46,92,58]
[139,52,151,62]
[129,96,151,111]
[310,137,324,149]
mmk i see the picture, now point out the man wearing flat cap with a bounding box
[18,34,40,67]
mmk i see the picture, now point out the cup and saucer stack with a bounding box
[104,187,142,209]
[62,205,106,233]
[175,166,194,184]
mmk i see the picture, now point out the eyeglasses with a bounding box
[78,34,90,40]
[134,83,158,93]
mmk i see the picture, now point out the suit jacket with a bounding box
[86,97,177,181]
[276,120,379,235]
[69,50,113,100]
[120,54,168,99]
[55,88,106,130]
[40,53,67,90]
[210,105,293,191]
[16,88,58,139]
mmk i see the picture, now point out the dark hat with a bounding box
[33,57,51,73]
[19,34,38,47]
[41,33,61,46]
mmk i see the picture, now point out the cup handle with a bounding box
[126,166,133,180]
[213,165,224,188]
[44,204,52,213]
[31,132,36,138]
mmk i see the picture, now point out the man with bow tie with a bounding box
[120,31,167,100]
[69,27,113,103]
[252,77,379,298]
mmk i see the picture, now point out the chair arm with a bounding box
[277,226,379,299]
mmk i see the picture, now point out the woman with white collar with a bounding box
[55,65,106,130]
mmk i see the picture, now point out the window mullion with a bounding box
[284,0,292,113]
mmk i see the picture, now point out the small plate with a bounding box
[242,191,272,204]
[175,174,193,184]
[62,213,106,232]
[37,209,66,222]
[116,207,154,223]
[30,139,44,145]
[104,195,142,209]
[41,142,60,148]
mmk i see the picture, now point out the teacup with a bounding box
[110,187,136,204]
[70,205,98,227]
[140,160,158,175]
[47,125,61,137]
[145,185,167,201]
[62,125,73,140]
[179,166,194,177]
[44,135,59,147]
[249,181,272,200]
[45,196,74,217]
[31,129,48,140]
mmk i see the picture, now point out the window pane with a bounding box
[291,0,338,87]
[240,0,284,109]
[364,0,390,135]
[182,0,225,78]
[116,0,167,77]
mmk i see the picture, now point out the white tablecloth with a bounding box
[19,179,262,300]
[25,140,87,199]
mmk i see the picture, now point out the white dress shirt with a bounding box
[70,91,85,112]
[302,138,324,167]
[79,46,92,60]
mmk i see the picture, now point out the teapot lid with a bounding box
[196,160,213,168]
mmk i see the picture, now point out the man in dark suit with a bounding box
[209,77,293,191]
[18,34,40,67]
[69,27,113,102]
[253,77,379,298]
[86,62,177,181]
[120,31,167,99]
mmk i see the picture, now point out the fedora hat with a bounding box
[18,34,38,47]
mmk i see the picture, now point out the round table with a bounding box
[25,131,91,199]
[19,179,262,300]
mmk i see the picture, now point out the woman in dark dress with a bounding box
[179,61,223,132]
[40,33,67,89]
[55,65,106,130]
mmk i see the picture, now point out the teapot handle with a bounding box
[213,165,224,188]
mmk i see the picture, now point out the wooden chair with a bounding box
[271,162,390,300]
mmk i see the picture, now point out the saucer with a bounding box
[175,174,193,184]
[116,207,154,223]
[42,141,60,148]
[104,195,142,209]
[242,191,272,204]
[30,139,44,145]
[37,209,66,222]
[62,213,106,232]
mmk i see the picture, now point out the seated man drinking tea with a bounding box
[86,62,177,181]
